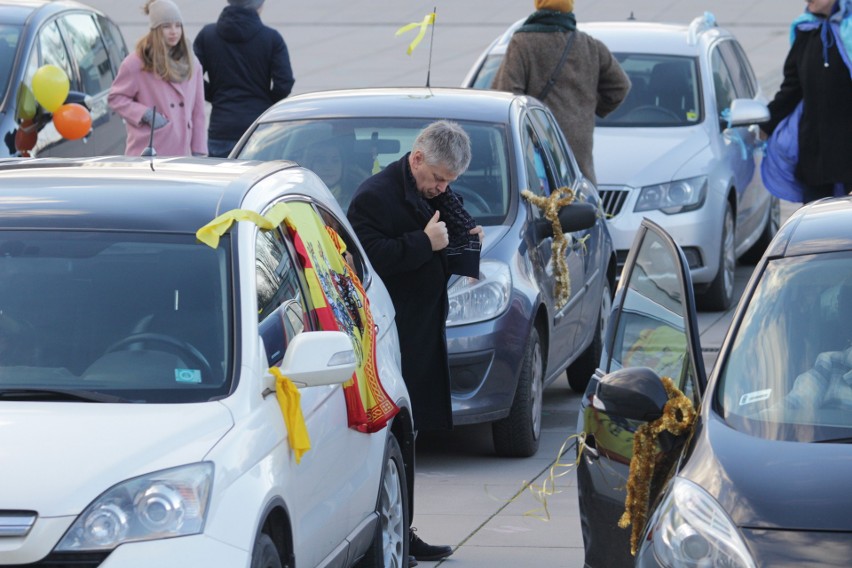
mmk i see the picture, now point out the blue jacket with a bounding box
[193,6,295,141]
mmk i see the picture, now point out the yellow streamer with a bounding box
[270,366,311,463]
[395,13,435,55]
[618,376,696,555]
[521,187,576,309]
[195,203,291,248]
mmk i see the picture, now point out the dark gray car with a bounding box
[233,87,617,457]
[0,0,128,157]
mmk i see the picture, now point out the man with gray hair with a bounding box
[193,0,294,157]
[347,120,482,564]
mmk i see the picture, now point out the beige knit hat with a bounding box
[146,0,183,29]
[534,0,574,12]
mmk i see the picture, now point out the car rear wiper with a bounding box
[0,388,131,403]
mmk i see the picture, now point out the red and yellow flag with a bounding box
[283,203,399,432]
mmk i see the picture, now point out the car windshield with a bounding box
[238,118,511,225]
[596,54,701,127]
[0,24,21,102]
[717,251,852,442]
[0,231,232,403]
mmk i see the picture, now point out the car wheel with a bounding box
[741,196,780,265]
[357,435,409,568]
[492,327,542,457]
[698,202,735,311]
[251,533,282,568]
[567,279,612,393]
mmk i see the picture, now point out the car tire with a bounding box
[698,202,735,311]
[567,279,612,393]
[251,533,282,568]
[492,326,543,457]
[357,435,409,568]
[741,196,780,265]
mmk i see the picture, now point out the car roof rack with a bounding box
[687,12,717,45]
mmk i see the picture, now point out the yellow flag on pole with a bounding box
[395,12,436,55]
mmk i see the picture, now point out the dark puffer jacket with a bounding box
[193,6,295,141]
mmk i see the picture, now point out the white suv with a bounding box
[465,13,780,310]
[0,157,413,567]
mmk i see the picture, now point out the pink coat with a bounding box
[108,52,207,157]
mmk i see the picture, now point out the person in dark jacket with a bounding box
[193,0,294,157]
[761,0,852,203]
[347,120,482,564]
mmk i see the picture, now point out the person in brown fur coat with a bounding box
[492,0,630,184]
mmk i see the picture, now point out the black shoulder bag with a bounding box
[537,31,576,102]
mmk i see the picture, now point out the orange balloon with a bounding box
[15,120,38,153]
[53,103,92,140]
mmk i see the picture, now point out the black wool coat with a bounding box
[764,25,852,187]
[347,154,453,431]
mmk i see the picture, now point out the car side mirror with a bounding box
[279,331,356,388]
[64,90,91,110]
[593,367,669,422]
[724,98,770,128]
[534,201,597,240]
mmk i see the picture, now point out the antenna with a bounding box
[141,105,157,171]
[628,11,636,21]
[425,6,437,88]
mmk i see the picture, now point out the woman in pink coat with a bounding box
[108,0,207,157]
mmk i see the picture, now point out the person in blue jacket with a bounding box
[193,0,295,158]
[761,0,852,203]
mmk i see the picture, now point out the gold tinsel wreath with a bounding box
[617,376,696,556]
[521,186,576,309]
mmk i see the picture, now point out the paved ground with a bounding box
[84,2,805,565]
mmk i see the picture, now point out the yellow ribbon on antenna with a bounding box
[195,203,291,248]
[395,12,435,55]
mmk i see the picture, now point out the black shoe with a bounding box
[409,528,453,561]
[409,555,418,567]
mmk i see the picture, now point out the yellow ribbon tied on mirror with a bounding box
[395,12,435,55]
[196,203,291,249]
[269,366,311,463]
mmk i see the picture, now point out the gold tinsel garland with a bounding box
[617,376,696,556]
[521,186,576,309]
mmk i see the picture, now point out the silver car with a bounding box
[465,13,780,311]
[233,87,616,457]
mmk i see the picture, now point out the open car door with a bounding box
[577,219,707,567]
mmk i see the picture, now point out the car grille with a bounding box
[598,187,630,218]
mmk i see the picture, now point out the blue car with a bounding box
[234,87,617,456]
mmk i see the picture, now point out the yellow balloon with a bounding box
[32,65,70,113]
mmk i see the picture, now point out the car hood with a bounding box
[593,126,709,186]
[682,413,852,531]
[0,402,233,515]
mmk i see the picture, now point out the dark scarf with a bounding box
[517,9,577,33]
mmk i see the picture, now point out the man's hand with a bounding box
[424,210,448,251]
[469,225,484,243]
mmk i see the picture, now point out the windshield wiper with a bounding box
[0,388,130,403]
[814,437,852,444]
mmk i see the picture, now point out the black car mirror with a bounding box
[534,201,597,239]
[593,367,669,422]
[64,90,90,110]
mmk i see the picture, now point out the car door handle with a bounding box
[582,433,600,461]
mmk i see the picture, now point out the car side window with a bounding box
[521,116,556,200]
[256,227,310,365]
[57,14,114,95]
[33,21,77,91]
[529,108,576,189]
[96,15,128,77]
[315,205,367,284]
[710,47,737,115]
[717,40,755,99]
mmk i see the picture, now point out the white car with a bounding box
[465,13,780,310]
[0,156,414,567]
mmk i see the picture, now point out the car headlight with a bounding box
[642,477,756,568]
[446,260,511,326]
[56,463,213,551]
[634,176,707,214]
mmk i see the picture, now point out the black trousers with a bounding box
[802,182,852,203]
